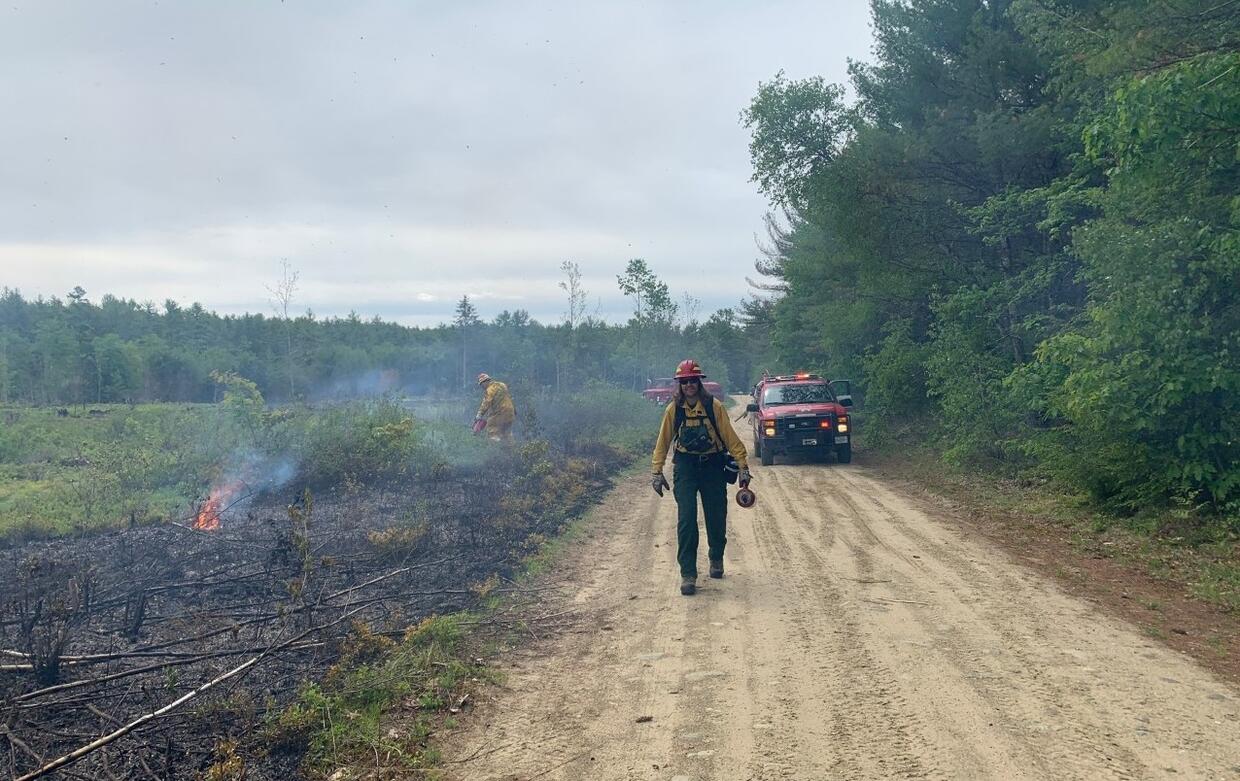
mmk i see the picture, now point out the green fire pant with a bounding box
[672,452,728,578]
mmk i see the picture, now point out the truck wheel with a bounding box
[836,443,852,464]
[760,444,775,466]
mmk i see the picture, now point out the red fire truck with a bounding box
[746,373,853,465]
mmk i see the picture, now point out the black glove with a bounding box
[738,468,752,488]
[652,473,670,496]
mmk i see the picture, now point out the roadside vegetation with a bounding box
[742,1,1238,536]
[0,371,658,539]
[0,372,659,779]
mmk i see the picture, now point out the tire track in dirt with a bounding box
[788,465,1067,778]
[759,466,946,780]
[740,474,833,779]
[827,469,1153,778]
[808,465,1225,779]
[830,467,1147,778]
[804,468,1060,777]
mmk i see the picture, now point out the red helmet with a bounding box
[674,359,705,379]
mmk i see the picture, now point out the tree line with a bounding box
[0,260,770,407]
[743,0,1238,514]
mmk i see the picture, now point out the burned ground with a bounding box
[0,443,627,780]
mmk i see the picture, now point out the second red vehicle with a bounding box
[643,376,724,404]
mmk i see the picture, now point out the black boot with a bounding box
[709,559,724,579]
[680,576,696,595]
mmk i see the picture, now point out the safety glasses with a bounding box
[678,378,700,386]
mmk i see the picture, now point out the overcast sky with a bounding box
[0,1,873,327]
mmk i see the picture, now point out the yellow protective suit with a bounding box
[651,396,749,475]
[477,380,516,440]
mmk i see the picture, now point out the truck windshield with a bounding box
[763,383,834,406]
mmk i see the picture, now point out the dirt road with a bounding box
[440,457,1240,780]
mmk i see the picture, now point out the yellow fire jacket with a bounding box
[651,396,749,474]
[477,380,516,423]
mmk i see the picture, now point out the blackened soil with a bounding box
[0,450,622,780]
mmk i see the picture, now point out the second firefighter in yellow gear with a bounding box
[475,373,515,441]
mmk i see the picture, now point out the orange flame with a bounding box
[193,480,242,531]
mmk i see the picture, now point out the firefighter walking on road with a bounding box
[651,359,751,595]
[475,373,516,441]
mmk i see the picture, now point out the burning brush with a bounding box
[192,455,296,531]
[193,479,245,531]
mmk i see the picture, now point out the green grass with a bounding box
[0,403,229,534]
[0,399,491,537]
[1191,560,1240,608]
[260,615,491,777]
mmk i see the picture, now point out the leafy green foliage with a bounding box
[860,319,928,437]
[743,72,850,211]
[926,291,1029,468]
[745,1,1239,524]
[1037,53,1240,509]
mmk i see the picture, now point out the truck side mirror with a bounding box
[839,397,853,408]
[745,402,758,413]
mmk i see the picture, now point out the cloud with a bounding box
[0,0,873,324]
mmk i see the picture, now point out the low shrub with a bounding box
[266,615,484,775]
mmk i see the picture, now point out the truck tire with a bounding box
[836,442,852,464]
[760,443,775,466]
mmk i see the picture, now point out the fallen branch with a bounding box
[14,654,263,781]
[11,639,325,705]
[1,728,43,763]
[12,606,366,781]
